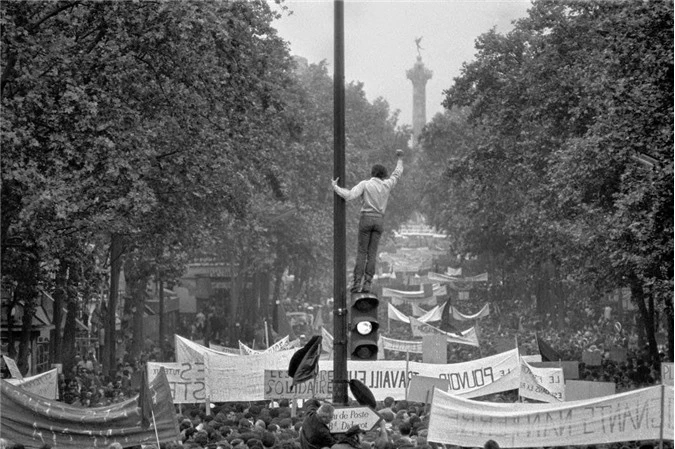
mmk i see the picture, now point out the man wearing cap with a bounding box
[300,399,336,449]
[331,425,365,449]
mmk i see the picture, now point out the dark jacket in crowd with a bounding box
[300,400,335,449]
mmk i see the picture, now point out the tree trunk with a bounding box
[228,265,242,345]
[62,292,79,372]
[104,234,124,376]
[15,255,39,375]
[631,279,659,364]
[158,277,165,360]
[665,295,674,362]
[125,268,149,364]
[50,262,68,366]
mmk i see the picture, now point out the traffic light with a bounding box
[349,292,379,360]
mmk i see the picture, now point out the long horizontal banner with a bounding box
[387,302,445,324]
[1,372,179,449]
[174,336,520,402]
[262,349,519,402]
[428,385,674,447]
[380,336,423,354]
[451,303,490,321]
[409,316,480,347]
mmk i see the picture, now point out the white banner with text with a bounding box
[428,385,673,447]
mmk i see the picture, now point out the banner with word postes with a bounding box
[519,357,564,403]
[409,317,480,347]
[147,362,206,403]
[6,368,58,399]
[203,348,295,402]
[264,369,333,400]
[428,385,674,448]
[451,303,490,321]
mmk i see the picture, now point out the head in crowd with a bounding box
[484,440,500,449]
[317,403,335,425]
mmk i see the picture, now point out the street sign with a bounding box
[328,407,382,433]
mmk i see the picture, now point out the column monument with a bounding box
[406,37,433,149]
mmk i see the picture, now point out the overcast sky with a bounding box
[272,0,533,127]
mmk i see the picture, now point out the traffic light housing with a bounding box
[349,292,379,360]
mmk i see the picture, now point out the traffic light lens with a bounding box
[355,346,376,359]
[356,321,373,335]
[354,296,378,312]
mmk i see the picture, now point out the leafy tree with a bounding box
[423,0,672,361]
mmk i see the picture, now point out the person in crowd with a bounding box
[332,148,404,293]
[299,399,336,449]
[331,425,366,449]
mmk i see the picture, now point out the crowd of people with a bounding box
[1,266,671,448]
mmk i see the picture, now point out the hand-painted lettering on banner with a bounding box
[148,361,206,403]
[264,370,333,399]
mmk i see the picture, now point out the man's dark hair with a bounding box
[484,440,500,449]
[399,422,411,436]
[371,164,388,179]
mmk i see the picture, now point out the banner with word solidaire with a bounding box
[428,384,674,448]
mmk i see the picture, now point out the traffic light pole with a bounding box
[333,0,349,406]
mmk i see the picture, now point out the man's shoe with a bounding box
[361,281,372,293]
[350,285,361,293]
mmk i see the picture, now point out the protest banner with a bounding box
[409,317,479,347]
[321,327,334,355]
[204,349,295,402]
[530,361,579,380]
[380,336,423,354]
[662,362,673,387]
[208,343,241,355]
[176,334,236,363]
[1,371,180,449]
[176,337,519,401]
[264,370,332,400]
[6,368,58,399]
[3,356,22,380]
[565,380,616,401]
[407,375,449,403]
[428,385,674,448]
[422,335,447,364]
[609,347,627,363]
[147,361,206,403]
[239,341,260,355]
[450,303,490,321]
[519,357,564,403]
[582,349,603,366]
